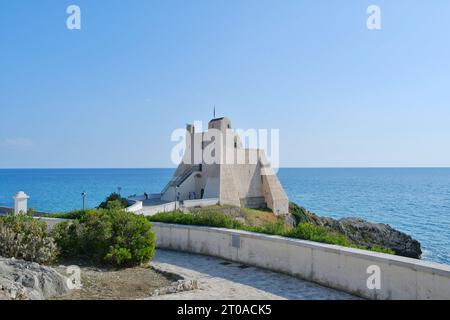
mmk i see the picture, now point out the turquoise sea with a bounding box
[0,168,449,265]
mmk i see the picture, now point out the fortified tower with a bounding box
[161,117,289,214]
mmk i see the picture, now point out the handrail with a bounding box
[161,165,201,194]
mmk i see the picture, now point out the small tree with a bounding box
[97,193,129,209]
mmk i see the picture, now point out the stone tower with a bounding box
[161,117,289,214]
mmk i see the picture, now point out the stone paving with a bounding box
[149,249,359,300]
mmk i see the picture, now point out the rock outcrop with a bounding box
[0,257,69,300]
[289,203,422,259]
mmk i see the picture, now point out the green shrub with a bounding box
[51,220,83,257]
[52,208,156,267]
[150,210,244,229]
[285,223,352,246]
[368,246,396,255]
[42,210,86,220]
[104,209,156,266]
[0,213,58,264]
[98,193,129,209]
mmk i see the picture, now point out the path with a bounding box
[149,249,359,300]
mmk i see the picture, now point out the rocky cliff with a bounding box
[289,203,422,259]
[0,257,69,300]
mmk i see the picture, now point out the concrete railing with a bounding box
[126,199,143,213]
[126,194,163,213]
[0,207,13,215]
[140,201,180,216]
[40,217,69,229]
[152,222,450,300]
[126,195,219,215]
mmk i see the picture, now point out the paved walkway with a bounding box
[149,249,358,300]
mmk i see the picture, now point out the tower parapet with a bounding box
[208,117,232,132]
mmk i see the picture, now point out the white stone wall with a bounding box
[175,174,197,201]
[125,199,143,213]
[140,202,180,216]
[161,187,175,202]
[152,222,450,300]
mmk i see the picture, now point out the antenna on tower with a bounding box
[213,105,216,118]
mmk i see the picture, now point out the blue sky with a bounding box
[1,0,449,168]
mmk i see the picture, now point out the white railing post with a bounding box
[13,191,29,214]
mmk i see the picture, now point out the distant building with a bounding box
[161,117,289,214]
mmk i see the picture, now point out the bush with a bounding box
[51,220,84,257]
[42,210,86,220]
[285,223,352,246]
[52,208,156,267]
[98,193,129,210]
[150,210,243,229]
[0,213,58,264]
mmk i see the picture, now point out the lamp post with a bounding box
[174,186,178,211]
[117,187,122,196]
[81,191,87,211]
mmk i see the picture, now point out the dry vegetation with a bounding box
[188,205,281,228]
[53,259,180,300]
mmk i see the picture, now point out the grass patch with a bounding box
[284,223,352,247]
[187,205,282,228]
[148,210,243,229]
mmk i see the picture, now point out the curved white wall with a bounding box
[125,199,143,213]
[141,201,180,216]
[152,222,450,300]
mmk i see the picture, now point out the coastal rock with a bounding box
[149,279,199,297]
[325,217,422,259]
[0,257,69,300]
[289,203,422,259]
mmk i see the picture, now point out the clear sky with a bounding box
[1,0,449,168]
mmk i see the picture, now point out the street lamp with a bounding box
[174,186,178,211]
[81,192,87,211]
[117,187,122,196]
